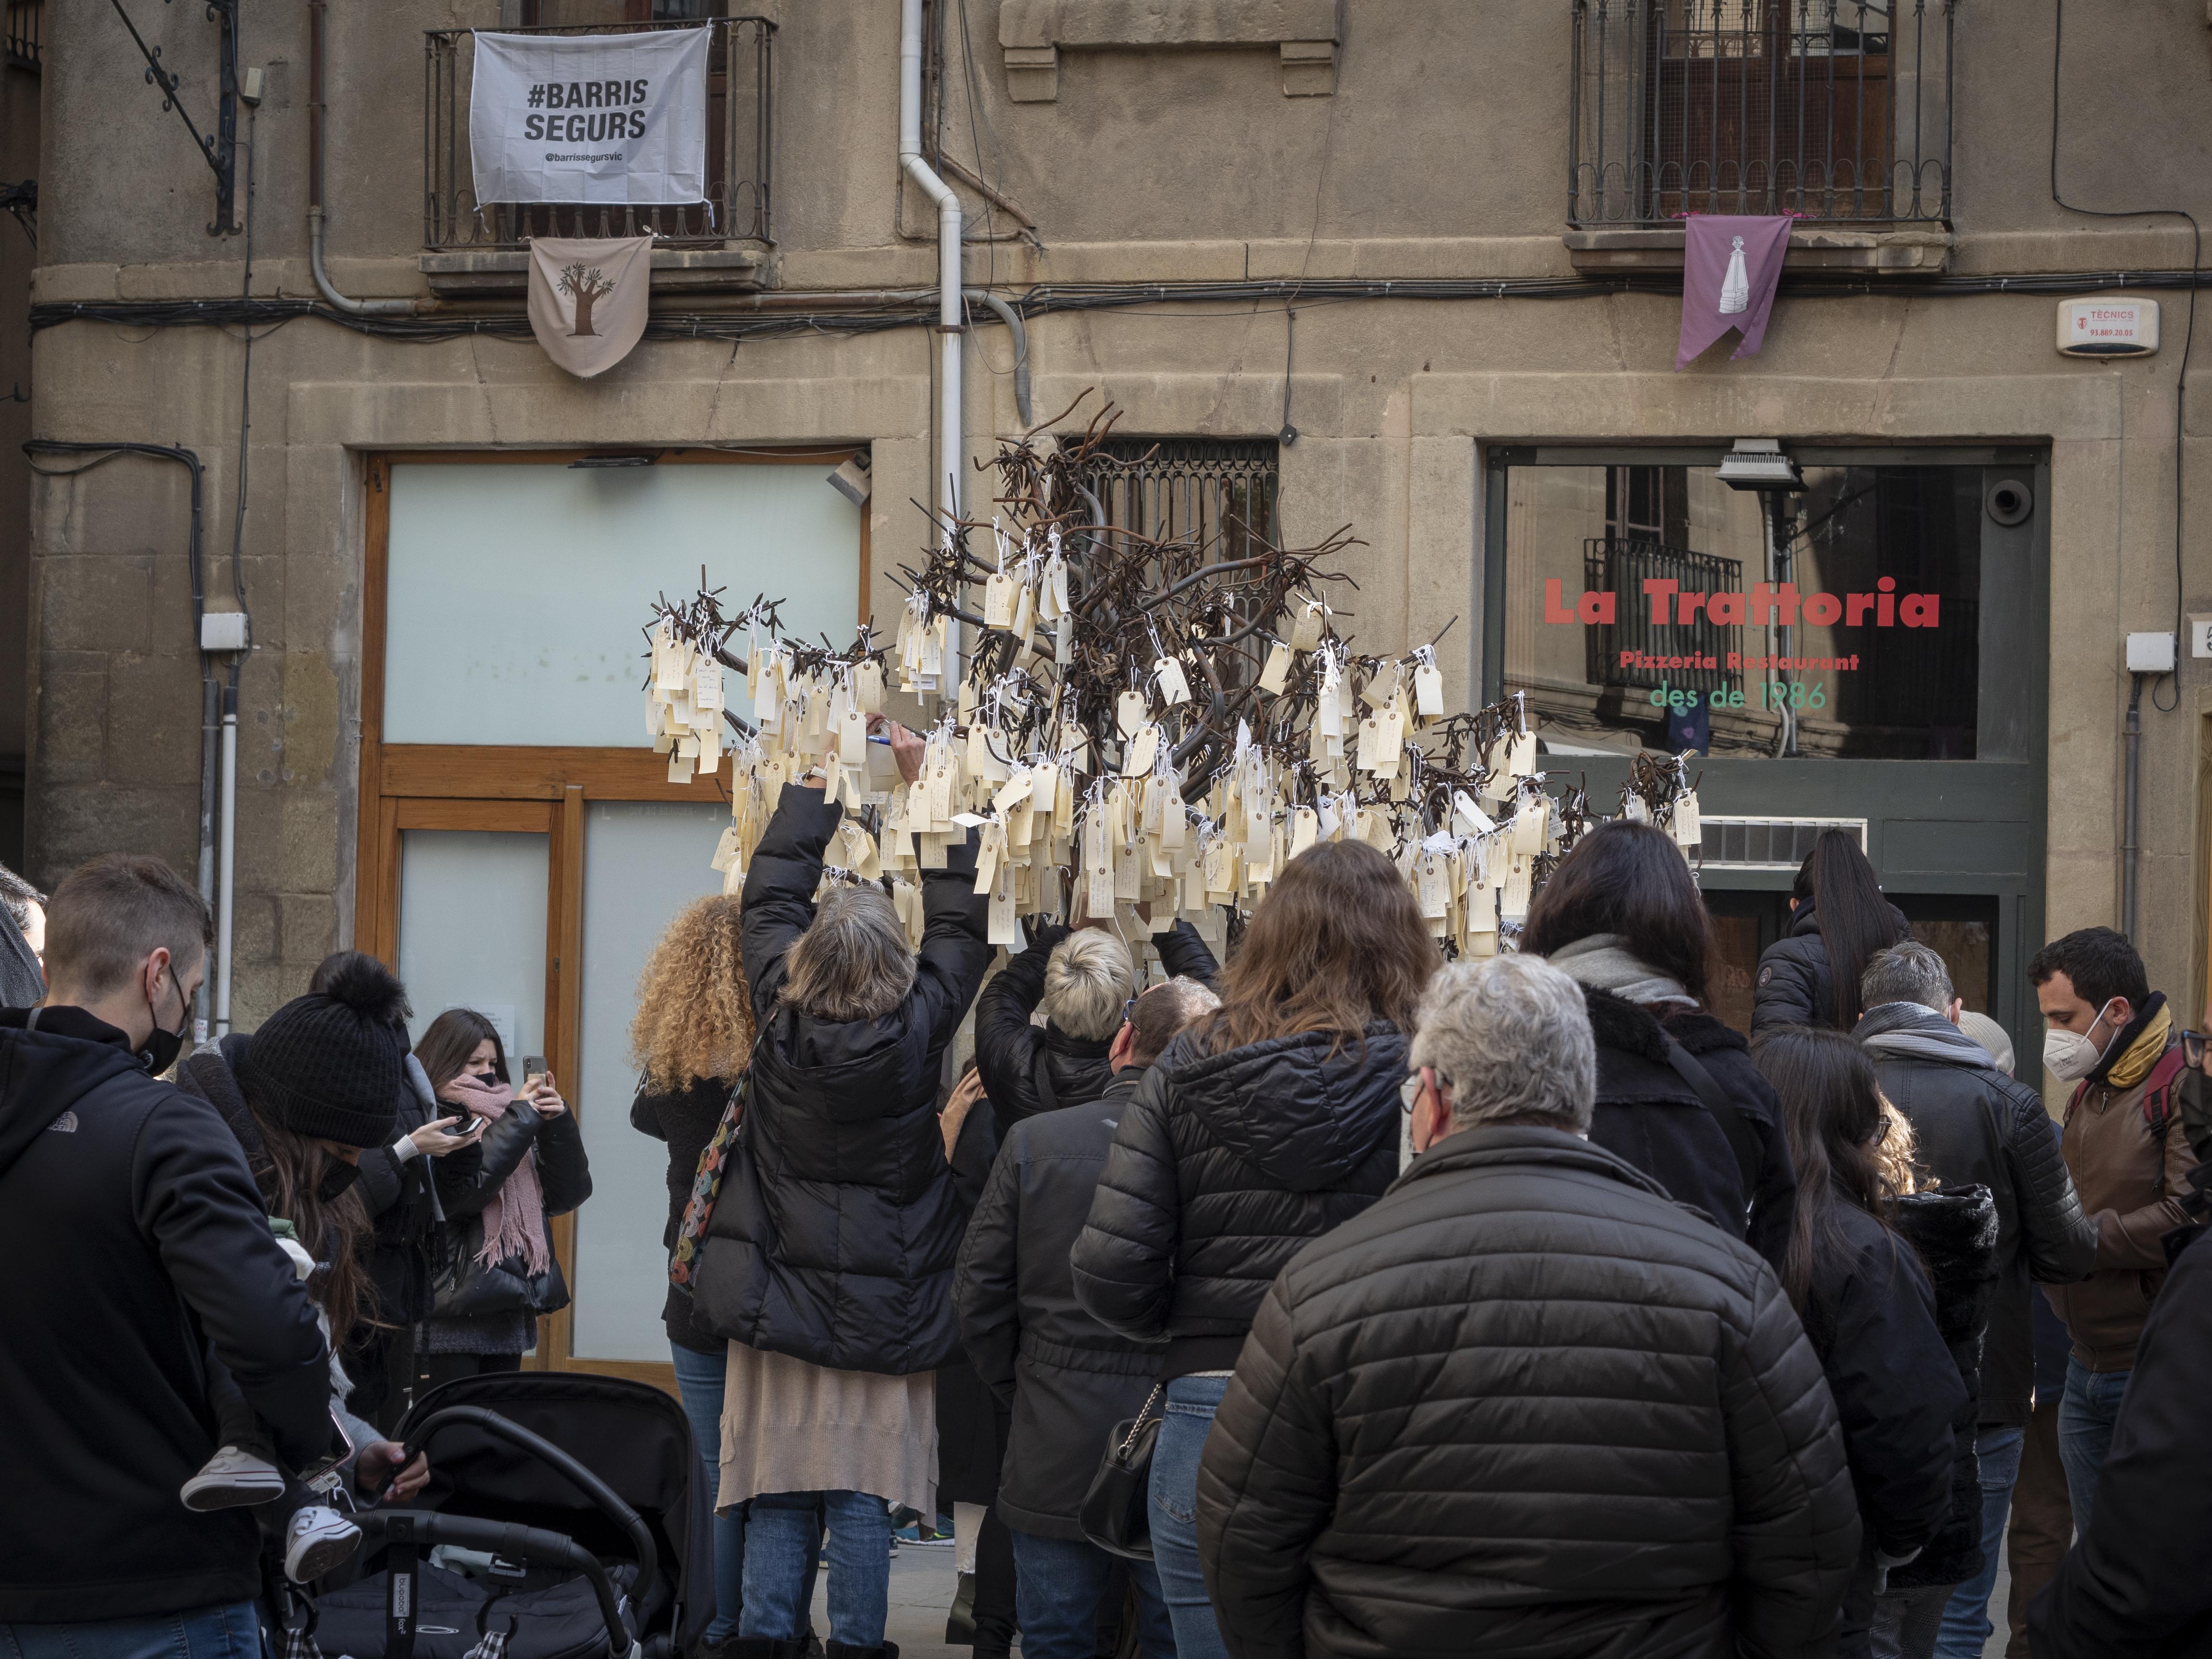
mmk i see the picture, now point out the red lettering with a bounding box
[1677,591,1707,625]
[1901,594,1940,627]
[1750,582,1778,625]
[1776,582,1800,626]
[1803,592,1842,626]
[1578,589,1616,625]
[1707,590,1747,625]
[1878,587,1896,626]
[1619,651,1635,668]
[1643,578,1678,625]
[1545,579,1576,624]
[1847,593,1875,625]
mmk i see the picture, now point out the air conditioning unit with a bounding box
[1696,816,1866,871]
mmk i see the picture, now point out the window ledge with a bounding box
[1000,0,1342,99]
[1563,228,1955,276]
[418,243,767,298]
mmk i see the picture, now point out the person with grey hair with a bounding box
[955,974,1219,1659]
[691,725,993,1659]
[1854,940,2098,1659]
[973,913,1217,1141]
[1197,953,1860,1658]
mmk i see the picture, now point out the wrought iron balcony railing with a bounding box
[423,16,771,252]
[1583,536,1744,697]
[1570,0,1953,227]
[7,0,40,70]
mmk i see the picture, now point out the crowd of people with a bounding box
[4,769,2212,1659]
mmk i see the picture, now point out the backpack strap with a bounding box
[1661,1035,1763,1215]
[2142,1044,2190,1134]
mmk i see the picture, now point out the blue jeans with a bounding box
[1930,1424,2024,1659]
[2,1603,261,1659]
[1010,1530,1176,1659]
[1149,1373,1233,1659]
[2057,1358,2130,1534]
[740,1490,890,1647]
[671,1341,745,1643]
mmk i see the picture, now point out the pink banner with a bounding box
[1677,215,1792,370]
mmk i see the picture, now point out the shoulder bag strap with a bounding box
[1662,1034,1762,1209]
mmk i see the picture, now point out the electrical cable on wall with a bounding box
[2052,0,2198,715]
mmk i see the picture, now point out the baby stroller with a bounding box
[283,1372,710,1659]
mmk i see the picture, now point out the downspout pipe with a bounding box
[24,440,219,1041]
[216,666,240,1035]
[2123,670,2145,941]
[308,0,417,317]
[964,289,1030,426]
[900,0,962,549]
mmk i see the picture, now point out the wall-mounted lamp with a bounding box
[1716,438,1803,492]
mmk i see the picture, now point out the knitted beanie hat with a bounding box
[241,954,411,1147]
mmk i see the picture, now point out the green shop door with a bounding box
[1484,445,2047,1061]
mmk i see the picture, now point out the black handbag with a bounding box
[1078,1382,1164,1560]
[431,1214,570,1319]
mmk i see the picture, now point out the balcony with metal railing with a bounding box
[421,16,770,294]
[1567,1,1954,270]
[1583,536,1743,698]
[6,0,40,71]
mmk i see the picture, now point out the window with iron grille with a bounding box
[1077,439,1281,562]
[1569,0,1954,227]
[5,0,39,70]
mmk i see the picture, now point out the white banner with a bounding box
[469,28,710,208]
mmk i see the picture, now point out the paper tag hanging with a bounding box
[1116,689,1147,739]
[1257,643,1291,697]
[1154,657,1191,707]
[1288,596,1324,651]
[984,572,1017,629]
[1413,661,1443,717]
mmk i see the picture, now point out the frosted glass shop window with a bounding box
[384,462,862,747]
[396,830,550,1063]
[568,800,729,1364]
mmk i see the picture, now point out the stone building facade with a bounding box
[18,0,2212,1370]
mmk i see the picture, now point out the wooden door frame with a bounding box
[358,447,865,1390]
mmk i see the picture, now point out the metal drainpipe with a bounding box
[307,0,417,317]
[2123,671,2145,941]
[900,0,963,560]
[963,289,1030,426]
[216,667,240,1035]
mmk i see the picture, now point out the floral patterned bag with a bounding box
[669,1033,765,1292]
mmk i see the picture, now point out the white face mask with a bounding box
[2043,1002,2122,1082]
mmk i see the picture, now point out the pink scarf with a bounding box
[441,1072,551,1276]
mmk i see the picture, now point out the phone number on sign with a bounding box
[1649,680,1830,712]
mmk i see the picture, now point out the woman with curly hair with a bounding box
[629,893,756,1650]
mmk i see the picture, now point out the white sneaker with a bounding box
[285,1506,362,1584]
[180,1445,288,1511]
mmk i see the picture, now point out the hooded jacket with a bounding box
[1884,1185,2001,1592]
[632,1072,738,1352]
[1582,986,1797,1268]
[0,1006,330,1622]
[956,1064,1168,1538]
[1195,1126,1860,1659]
[693,784,992,1375]
[1752,899,1911,1036]
[1070,1021,1406,1376]
[1857,1001,2097,1422]
[2045,995,2196,1372]
[973,919,1219,1142]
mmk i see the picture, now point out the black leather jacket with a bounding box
[431,1101,592,1318]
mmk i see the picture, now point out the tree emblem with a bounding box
[556,262,618,337]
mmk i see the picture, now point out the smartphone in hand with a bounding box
[522,1055,550,1092]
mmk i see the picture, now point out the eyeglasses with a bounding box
[2184,1031,2211,1070]
[1123,998,1139,1026]
[1399,1071,1424,1114]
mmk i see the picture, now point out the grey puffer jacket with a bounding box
[1857,1001,2097,1425]
[1196,1126,1860,1659]
[1070,1022,1405,1376]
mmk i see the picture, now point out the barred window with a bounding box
[1077,438,1281,563]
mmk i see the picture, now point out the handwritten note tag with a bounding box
[1155,657,1191,707]
[984,572,1017,628]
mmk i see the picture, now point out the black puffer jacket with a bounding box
[429,1098,592,1318]
[352,1055,444,1327]
[1584,987,1797,1268]
[631,1073,737,1353]
[1886,1185,2001,1592]
[2031,1226,2212,1657]
[1858,1002,2097,1425]
[694,784,992,1375]
[1752,900,1911,1035]
[974,920,1219,1141]
[956,1063,1168,1538]
[1195,1126,1860,1659]
[1070,1022,1405,1376]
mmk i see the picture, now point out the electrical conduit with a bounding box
[307,0,417,317]
[900,0,963,545]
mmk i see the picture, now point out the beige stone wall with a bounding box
[24,0,2212,1029]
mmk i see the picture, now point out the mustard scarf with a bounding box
[2105,1003,2173,1091]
